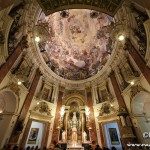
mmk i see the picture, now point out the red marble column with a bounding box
[125,40,150,85]
[19,119,32,147]
[87,92,98,144]
[0,0,16,11]
[43,122,51,147]
[132,0,150,10]
[9,69,41,144]
[51,91,63,144]
[110,71,138,149]
[99,123,105,148]
[110,72,127,109]
[19,69,41,121]
[0,36,28,84]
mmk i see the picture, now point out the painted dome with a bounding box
[38,9,114,80]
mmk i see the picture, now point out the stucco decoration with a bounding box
[130,85,147,99]
[98,102,116,116]
[34,102,52,116]
[38,9,114,80]
[36,0,125,16]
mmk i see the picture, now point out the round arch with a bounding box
[63,93,86,106]
[37,0,125,17]
[131,91,150,144]
[0,90,18,148]
[131,91,150,115]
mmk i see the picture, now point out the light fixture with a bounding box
[35,36,40,42]
[110,22,128,42]
[130,81,134,85]
[0,109,3,113]
[110,103,114,107]
[37,102,39,105]
[89,127,92,130]
[60,106,65,117]
[118,34,125,41]
[17,81,22,85]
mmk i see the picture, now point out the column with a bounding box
[81,112,85,143]
[0,0,16,11]
[0,36,28,84]
[87,92,98,144]
[51,91,63,144]
[110,71,137,149]
[132,0,150,10]
[9,68,41,144]
[126,40,150,84]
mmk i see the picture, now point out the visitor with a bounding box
[13,145,19,150]
[43,147,47,150]
[111,147,116,150]
[103,147,109,150]
[5,144,11,150]
[35,146,38,150]
[89,145,93,150]
[54,144,61,150]
[26,146,30,150]
[95,145,102,150]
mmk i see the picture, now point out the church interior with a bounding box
[0,0,150,150]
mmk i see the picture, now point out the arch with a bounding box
[131,91,150,143]
[37,0,125,16]
[63,93,86,106]
[131,91,150,115]
[0,90,18,148]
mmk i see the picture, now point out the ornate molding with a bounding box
[0,82,20,97]
[30,111,53,122]
[130,85,147,99]
[33,101,52,116]
[97,102,117,117]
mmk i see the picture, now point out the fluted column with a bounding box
[0,36,28,84]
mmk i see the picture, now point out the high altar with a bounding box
[58,100,91,148]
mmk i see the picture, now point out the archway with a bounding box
[0,91,17,148]
[36,0,125,16]
[131,91,150,143]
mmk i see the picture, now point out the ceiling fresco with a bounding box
[38,9,114,80]
[36,0,125,16]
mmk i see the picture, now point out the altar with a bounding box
[58,103,91,149]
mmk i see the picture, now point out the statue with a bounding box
[62,130,66,142]
[83,131,87,142]
[72,112,77,129]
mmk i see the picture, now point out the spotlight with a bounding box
[35,36,40,42]
[37,102,39,105]
[110,104,114,107]
[131,81,134,85]
[17,81,22,85]
[118,34,125,41]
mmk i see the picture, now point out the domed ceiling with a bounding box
[37,9,114,80]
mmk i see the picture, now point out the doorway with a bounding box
[25,121,45,148]
[104,122,122,150]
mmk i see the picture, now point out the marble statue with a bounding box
[62,130,66,142]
